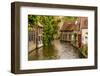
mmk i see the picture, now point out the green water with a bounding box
[28,40,81,61]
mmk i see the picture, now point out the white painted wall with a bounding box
[82,29,88,44]
[0,0,100,76]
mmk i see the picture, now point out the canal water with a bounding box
[28,40,80,60]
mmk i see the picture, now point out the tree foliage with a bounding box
[28,15,59,46]
[28,15,79,46]
[64,16,78,21]
[40,16,59,46]
[28,15,40,28]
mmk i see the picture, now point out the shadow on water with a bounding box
[28,44,59,60]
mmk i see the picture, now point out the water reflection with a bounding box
[28,44,59,60]
[28,40,80,61]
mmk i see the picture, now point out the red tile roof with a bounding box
[60,21,79,32]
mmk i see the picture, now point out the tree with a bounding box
[28,15,41,49]
[40,16,59,46]
[64,16,78,21]
[28,15,60,47]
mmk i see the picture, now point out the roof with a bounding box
[60,21,79,32]
[79,17,88,29]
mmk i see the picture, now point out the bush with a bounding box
[81,44,88,58]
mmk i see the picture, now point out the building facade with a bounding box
[79,17,88,45]
[60,17,88,48]
[28,23,43,51]
[60,21,80,47]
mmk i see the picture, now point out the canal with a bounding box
[28,40,81,60]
